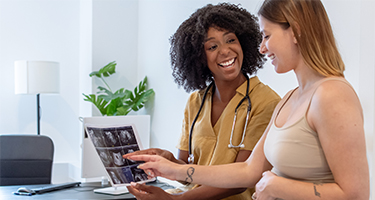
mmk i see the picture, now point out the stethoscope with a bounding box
[188,74,251,164]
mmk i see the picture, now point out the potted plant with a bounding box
[81,62,154,179]
[82,61,155,116]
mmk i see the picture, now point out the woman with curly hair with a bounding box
[124,3,280,200]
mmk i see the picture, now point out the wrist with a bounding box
[175,164,188,182]
[268,173,281,198]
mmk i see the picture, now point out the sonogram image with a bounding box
[122,145,141,165]
[85,125,152,185]
[107,168,128,184]
[130,165,149,182]
[96,148,113,167]
[121,167,135,183]
[87,127,106,147]
[102,127,121,147]
[122,145,140,154]
[117,126,137,145]
[108,147,127,167]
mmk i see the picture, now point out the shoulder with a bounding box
[187,89,207,102]
[309,77,363,130]
[185,89,209,110]
[312,78,360,109]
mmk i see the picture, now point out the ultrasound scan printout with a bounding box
[85,124,154,186]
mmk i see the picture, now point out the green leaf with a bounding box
[127,89,135,101]
[89,61,116,78]
[130,89,155,111]
[82,93,108,115]
[83,68,155,116]
[117,105,132,115]
[97,86,112,94]
[98,88,131,102]
[124,76,155,112]
[139,77,147,91]
[106,98,121,116]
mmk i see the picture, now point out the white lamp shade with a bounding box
[15,61,60,94]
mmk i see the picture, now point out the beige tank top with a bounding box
[264,78,353,183]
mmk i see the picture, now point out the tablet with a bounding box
[84,123,155,186]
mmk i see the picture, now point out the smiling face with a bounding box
[258,16,300,74]
[204,27,244,82]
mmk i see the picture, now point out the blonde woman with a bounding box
[125,0,370,199]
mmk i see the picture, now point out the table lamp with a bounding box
[14,60,60,135]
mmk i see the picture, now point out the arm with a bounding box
[128,89,281,197]
[254,81,369,200]
[126,150,250,200]
[174,150,251,200]
[127,180,247,200]
[175,182,247,200]
[133,124,273,189]
[132,98,286,188]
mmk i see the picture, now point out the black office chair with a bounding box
[0,135,54,186]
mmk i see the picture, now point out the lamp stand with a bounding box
[37,93,41,135]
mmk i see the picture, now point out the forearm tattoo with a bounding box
[184,167,195,183]
[314,183,323,198]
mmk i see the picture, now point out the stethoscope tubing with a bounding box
[188,74,251,164]
[188,82,212,164]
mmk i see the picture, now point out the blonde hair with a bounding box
[258,0,345,77]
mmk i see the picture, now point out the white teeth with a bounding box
[219,58,235,67]
[269,55,275,60]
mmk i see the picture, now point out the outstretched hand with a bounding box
[122,148,178,163]
[128,155,180,181]
[127,182,174,200]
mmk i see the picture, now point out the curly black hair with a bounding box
[170,3,266,92]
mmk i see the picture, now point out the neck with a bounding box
[294,64,325,93]
[213,74,247,103]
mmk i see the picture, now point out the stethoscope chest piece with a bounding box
[188,154,194,164]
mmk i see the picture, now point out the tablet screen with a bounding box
[85,124,155,186]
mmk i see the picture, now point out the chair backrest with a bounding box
[0,135,54,186]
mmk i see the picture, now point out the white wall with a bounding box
[91,0,139,103]
[0,0,374,196]
[0,0,82,182]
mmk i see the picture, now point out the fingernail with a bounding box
[130,182,137,186]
